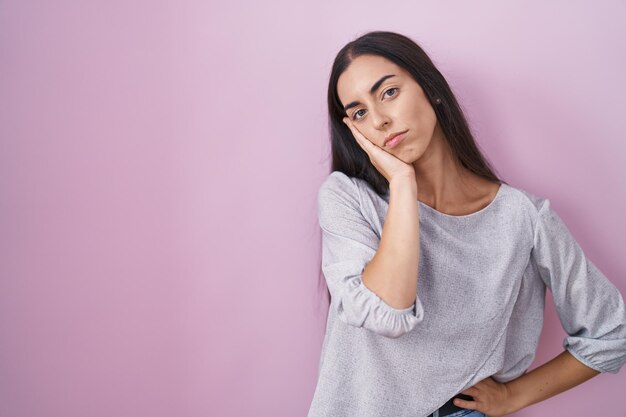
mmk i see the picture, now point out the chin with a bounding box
[395,144,421,163]
[406,141,429,163]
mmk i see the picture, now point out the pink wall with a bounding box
[1,1,625,416]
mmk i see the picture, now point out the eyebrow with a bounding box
[343,74,397,111]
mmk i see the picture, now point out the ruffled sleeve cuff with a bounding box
[337,275,425,338]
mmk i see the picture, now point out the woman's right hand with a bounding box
[343,117,416,184]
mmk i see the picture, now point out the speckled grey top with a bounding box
[307,171,626,417]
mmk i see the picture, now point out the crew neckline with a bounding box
[416,183,506,219]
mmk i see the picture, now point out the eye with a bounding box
[351,87,399,121]
[352,109,366,121]
[383,87,398,98]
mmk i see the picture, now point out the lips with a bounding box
[384,130,408,148]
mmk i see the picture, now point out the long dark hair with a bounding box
[318,30,506,305]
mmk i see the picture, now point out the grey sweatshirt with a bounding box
[307,171,626,417]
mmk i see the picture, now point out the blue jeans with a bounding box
[432,409,486,417]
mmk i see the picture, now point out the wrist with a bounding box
[504,380,528,414]
[389,174,417,195]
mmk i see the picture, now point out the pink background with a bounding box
[1,1,625,416]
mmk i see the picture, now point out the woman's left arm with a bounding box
[504,349,600,413]
[454,350,599,416]
[456,199,626,416]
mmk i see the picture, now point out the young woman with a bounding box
[308,31,626,417]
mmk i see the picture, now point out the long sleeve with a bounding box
[317,172,424,338]
[531,198,626,373]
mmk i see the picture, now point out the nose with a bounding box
[370,109,391,140]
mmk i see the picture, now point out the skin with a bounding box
[453,351,599,416]
[336,54,600,416]
[336,53,499,215]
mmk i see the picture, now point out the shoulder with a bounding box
[501,183,553,236]
[502,182,549,212]
[317,171,362,207]
[503,184,550,214]
[319,170,356,191]
[317,171,377,236]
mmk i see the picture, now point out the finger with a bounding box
[452,397,479,411]
[343,118,372,154]
[355,135,374,160]
[343,117,372,146]
[485,376,499,385]
[342,117,359,139]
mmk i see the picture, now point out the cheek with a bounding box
[358,127,376,143]
[410,104,436,131]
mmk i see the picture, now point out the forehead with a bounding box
[337,54,406,102]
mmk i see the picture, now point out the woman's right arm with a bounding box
[361,174,420,310]
[318,172,424,339]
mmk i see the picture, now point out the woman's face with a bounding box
[336,54,439,162]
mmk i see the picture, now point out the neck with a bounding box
[411,123,483,211]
